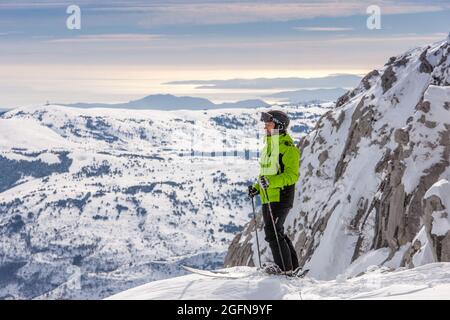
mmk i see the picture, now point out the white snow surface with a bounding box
[0,118,69,150]
[108,263,450,300]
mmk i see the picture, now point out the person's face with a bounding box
[264,121,275,135]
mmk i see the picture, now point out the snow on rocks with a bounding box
[425,179,450,236]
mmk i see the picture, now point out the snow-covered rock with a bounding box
[0,103,328,299]
[421,179,450,263]
[226,37,450,280]
[107,263,450,300]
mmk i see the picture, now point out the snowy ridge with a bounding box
[226,37,450,280]
[107,263,450,300]
[0,103,328,299]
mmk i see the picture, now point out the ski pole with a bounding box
[250,195,262,269]
[259,180,287,276]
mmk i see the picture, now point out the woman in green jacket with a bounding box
[248,110,300,275]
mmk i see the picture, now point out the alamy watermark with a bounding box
[176,127,282,174]
[63,4,381,31]
[367,5,381,30]
[66,5,81,30]
[66,265,82,291]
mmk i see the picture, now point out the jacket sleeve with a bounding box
[266,146,300,188]
[253,181,260,192]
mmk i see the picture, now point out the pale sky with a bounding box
[0,0,449,108]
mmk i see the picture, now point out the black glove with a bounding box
[248,185,259,198]
[259,176,269,189]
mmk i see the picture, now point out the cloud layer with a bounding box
[0,1,449,107]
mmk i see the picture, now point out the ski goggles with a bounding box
[260,112,273,123]
[260,112,283,126]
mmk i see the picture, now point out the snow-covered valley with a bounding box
[0,103,328,299]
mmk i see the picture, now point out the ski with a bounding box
[182,265,310,279]
[296,269,310,278]
[260,267,310,278]
[181,266,248,279]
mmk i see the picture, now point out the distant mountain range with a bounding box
[165,74,362,89]
[62,88,353,111]
[3,74,362,111]
[63,94,270,110]
[265,87,348,103]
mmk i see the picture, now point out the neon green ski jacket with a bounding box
[253,133,301,204]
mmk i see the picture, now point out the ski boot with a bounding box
[262,263,294,276]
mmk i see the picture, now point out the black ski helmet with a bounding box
[260,110,290,132]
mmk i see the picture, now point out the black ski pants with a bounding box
[262,203,299,271]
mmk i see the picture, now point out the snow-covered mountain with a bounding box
[107,263,450,300]
[0,103,329,299]
[226,37,450,280]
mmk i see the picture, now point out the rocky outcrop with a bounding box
[224,216,261,267]
[381,66,397,93]
[226,37,450,279]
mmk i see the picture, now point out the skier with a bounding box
[248,110,300,275]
